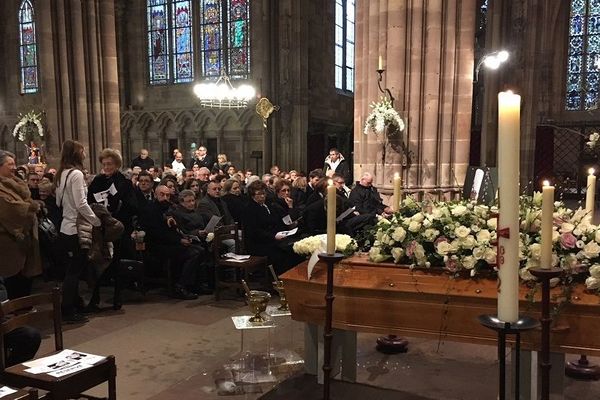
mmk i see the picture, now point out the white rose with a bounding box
[391,247,404,263]
[519,266,536,281]
[436,241,453,256]
[431,208,443,219]
[473,246,485,260]
[422,219,432,228]
[560,222,575,234]
[487,218,497,230]
[590,264,600,278]
[206,232,214,243]
[529,243,541,260]
[412,212,425,223]
[391,227,407,242]
[595,230,600,243]
[586,276,600,290]
[454,226,471,239]
[381,233,391,245]
[460,235,477,250]
[552,229,560,243]
[476,230,491,243]
[583,241,600,259]
[462,256,476,270]
[422,228,439,242]
[408,220,422,233]
[451,205,467,216]
[484,248,497,264]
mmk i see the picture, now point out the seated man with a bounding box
[197,180,235,253]
[167,190,213,294]
[139,185,200,300]
[348,172,392,217]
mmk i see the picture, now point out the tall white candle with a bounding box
[540,181,554,269]
[378,55,383,70]
[392,172,402,212]
[327,179,336,255]
[586,168,596,222]
[497,90,521,323]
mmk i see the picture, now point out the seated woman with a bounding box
[270,179,303,230]
[221,178,246,225]
[212,154,231,175]
[243,181,304,274]
[183,178,202,207]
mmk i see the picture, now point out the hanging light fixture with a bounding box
[474,50,510,82]
[193,70,256,109]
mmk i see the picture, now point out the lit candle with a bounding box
[586,168,596,222]
[378,55,383,70]
[540,180,554,269]
[327,179,336,255]
[392,172,402,212]
[497,90,521,323]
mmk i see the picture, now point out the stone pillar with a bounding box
[354,0,476,192]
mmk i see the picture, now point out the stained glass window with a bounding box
[335,0,355,92]
[199,0,250,79]
[19,0,39,94]
[148,0,171,84]
[566,0,600,110]
[172,0,193,83]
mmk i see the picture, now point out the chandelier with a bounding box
[193,70,256,109]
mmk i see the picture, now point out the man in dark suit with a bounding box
[189,146,214,170]
[197,180,234,225]
[348,172,392,216]
[305,169,325,199]
[131,149,154,171]
[134,171,155,208]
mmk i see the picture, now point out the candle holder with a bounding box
[565,354,600,380]
[478,315,539,400]
[376,69,395,107]
[529,267,563,400]
[317,252,344,400]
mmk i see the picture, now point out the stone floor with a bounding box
[29,283,600,400]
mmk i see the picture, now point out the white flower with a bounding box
[476,229,491,243]
[459,235,477,250]
[391,227,406,242]
[436,241,453,256]
[473,246,486,260]
[391,247,404,263]
[582,241,600,259]
[529,243,541,260]
[560,222,575,234]
[454,225,471,238]
[422,228,439,242]
[206,232,214,243]
[586,276,600,290]
[589,264,600,278]
[451,205,467,216]
[462,256,476,270]
[408,220,421,233]
[484,248,497,264]
[412,213,425,223]
[487,218,497,230]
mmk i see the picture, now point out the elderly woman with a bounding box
[87,148,137,310]
[0,150,41,298]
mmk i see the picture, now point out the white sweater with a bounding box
[56,169,101,235]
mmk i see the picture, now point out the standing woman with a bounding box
[55,140,100,323]
[0,150,42,299]
[87,148,136,310]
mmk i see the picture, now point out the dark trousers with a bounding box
[5,326,41,367]
[58,233,86,314]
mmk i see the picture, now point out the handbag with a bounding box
[38,215,58,243]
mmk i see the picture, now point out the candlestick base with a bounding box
[528,267,562,280]
[565,355,600,380]
[375,335,408,354]
[478,315,539,400]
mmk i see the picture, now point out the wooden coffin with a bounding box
[280,254,600,355]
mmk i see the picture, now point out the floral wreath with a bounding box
[363,97,405,136]
[12,111,44,143]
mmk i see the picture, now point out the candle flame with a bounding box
[590,168,596,175]
[542,180,550,187]
[394,172,399,178]
[328,179,333,186]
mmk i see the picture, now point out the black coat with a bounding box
[348,183,386,215]
[88,171,138,232]
[243,200,280,255]
[139,200,180,246]
[167,205,207,235]
[188,155,214,170]
[221,193,247,225]
[131,156,154,171]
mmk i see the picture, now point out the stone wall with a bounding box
[353,0,476,193]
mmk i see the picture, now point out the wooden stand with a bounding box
[317,253,344,400]
[566,354,600,380]
[529,267,563,400]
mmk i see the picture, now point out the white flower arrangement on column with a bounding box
[12,111,44,142]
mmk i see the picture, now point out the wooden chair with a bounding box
[213,223,271,300]
[0,288,116,400]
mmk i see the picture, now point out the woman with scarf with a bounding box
[86,148,136,310]
[0,150,42,299]
[55,141,101,323]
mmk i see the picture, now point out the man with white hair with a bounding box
[348,172,392,216]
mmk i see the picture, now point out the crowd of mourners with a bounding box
[0,142,395,365]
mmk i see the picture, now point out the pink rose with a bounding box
[434,236,448,246]
[445,258,458,272]
[560,232,577,249]
[406,241,417,258]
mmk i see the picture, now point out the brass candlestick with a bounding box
[272,280,289,311]
[246,290,271,323]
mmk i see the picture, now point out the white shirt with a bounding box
[172,160,186,177]
[56,169,101,235]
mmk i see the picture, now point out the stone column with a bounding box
[354,0,475,192]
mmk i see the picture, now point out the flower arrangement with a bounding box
[12,111,44,142]
[364,195,600,293]
[293,234,357,257]
[363,97,405,136]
